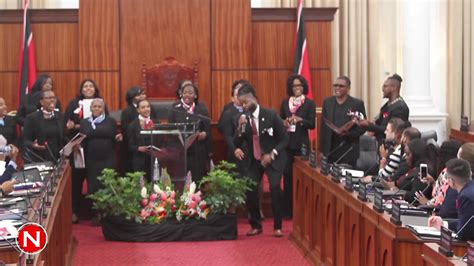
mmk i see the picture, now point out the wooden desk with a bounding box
[450,129,474,143]
[291,158,467,266]
[422,243,466,266]
[0,162,75,265]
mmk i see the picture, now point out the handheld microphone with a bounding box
[454,215,474,240]
[239,114,247,134]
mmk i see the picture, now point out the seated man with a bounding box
[0,144,18,195]
[361,118,407,184]
[429,158,474,241]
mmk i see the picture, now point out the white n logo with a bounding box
[23,231,41,247]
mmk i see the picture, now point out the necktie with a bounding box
[251,116,261,160]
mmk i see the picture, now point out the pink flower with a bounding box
[150,194,158,202]
[141,198,149,207]
[160,191,167,201]
[170,191,176,199]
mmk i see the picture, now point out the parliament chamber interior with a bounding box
[0,0,474,265]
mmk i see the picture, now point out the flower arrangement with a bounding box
[139,184,178,223]
[89,161,253,225]
[176,180,209,221]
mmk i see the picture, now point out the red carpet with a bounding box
[73,218,309,266]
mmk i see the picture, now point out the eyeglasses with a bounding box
[42,96,56,100]
[333,84,346,88]
[292,84,303,88]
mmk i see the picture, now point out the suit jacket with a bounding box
[368,98,409,142]
[279,97,316,151]
[448,181,474,241]
[436,187,459,219]
[218,103,246,163]
[319,96,366,165]
[0,162,16,185]
[234,106,288,173]
[0,115,18,146]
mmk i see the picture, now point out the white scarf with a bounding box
[88,113,105,130]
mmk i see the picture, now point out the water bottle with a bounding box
[152,158,160,182]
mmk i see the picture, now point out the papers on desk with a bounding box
[407,225,442,237]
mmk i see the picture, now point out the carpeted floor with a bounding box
[73,218,310,266]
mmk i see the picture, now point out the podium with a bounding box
[140,122,199,185]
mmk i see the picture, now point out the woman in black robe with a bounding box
[22,90,65,163]
[64,79,104,223]
[168,80,212,182]
[80,98,121,195]
[80,98,122,224]
[17,74,62,126]
[120,86,156,174]
[128,99,157,181]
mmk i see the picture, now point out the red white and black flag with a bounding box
[293,0,313,99]
[18,0,37,107]
[293,0,316,141]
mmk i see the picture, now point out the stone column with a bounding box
[400,0,448,143]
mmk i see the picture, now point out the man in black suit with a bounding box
[234,83,288,237]
[319,76,366,168]
[359,74,410,144]
[429,158,474,241]
[217,79,250,172]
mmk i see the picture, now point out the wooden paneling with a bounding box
[79,0,119,71]
[211,0,252,69]
[252,8,337,22]
[34,23,79,71]
[0,9,78,23]
[252,21,332,69]
[77,72,120,110]
[49,72,80,109]
[251,70,291,111]
[211,71,252,118]
[120,0,211,111]
[0,73,18,111]
[0,24,21,71]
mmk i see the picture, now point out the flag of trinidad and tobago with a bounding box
[293,0,316,141]
[18,0,38,110]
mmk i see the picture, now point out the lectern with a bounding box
[140,122,199,186]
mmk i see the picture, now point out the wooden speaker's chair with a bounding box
[141,57,198,120]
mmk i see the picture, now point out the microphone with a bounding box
[388,176,416,202]
[23,146,48,163]
[44,142,57,162]
[239,114,248,134]
[167,105,211,121]
[454,215,474,239]
[325,141,347,160]
[334,145,354,165]
[408,182,431,206]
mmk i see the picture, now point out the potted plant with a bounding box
[199,161,255,214]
